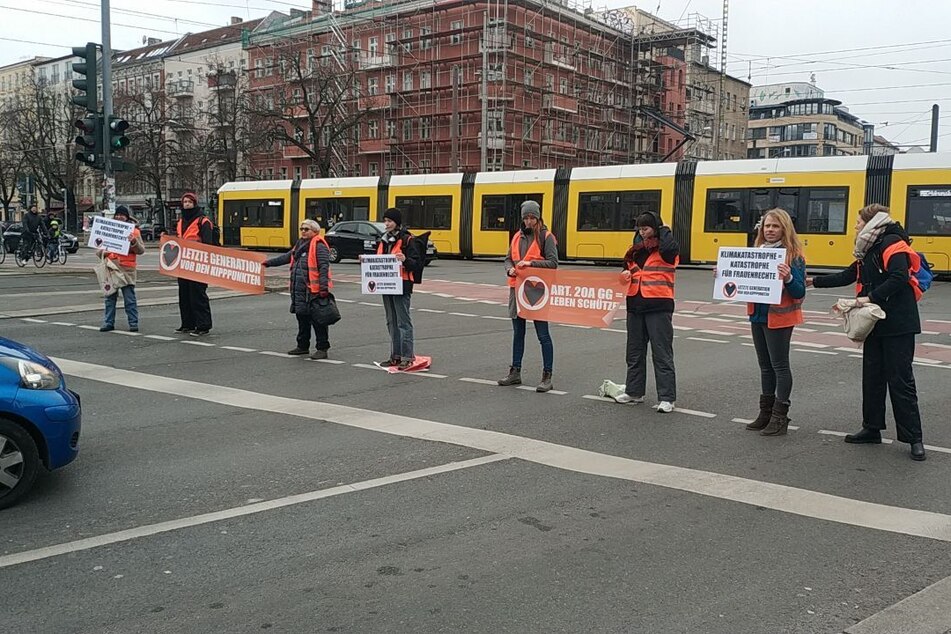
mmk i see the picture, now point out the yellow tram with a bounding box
[217,153,951,273]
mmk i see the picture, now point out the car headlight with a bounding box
[15,360,61,390]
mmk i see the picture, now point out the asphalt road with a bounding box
[2,252,951,633]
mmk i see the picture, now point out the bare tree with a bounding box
[0,105,24,221]
[248,45,367,178]
[203,64,267,186]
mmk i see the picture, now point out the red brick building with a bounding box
[246,0,706,178]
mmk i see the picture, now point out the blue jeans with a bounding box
[382,293,414,359]
[104,285,139,328]
[512,318,553,372]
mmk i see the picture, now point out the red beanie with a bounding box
[182,192,198,205]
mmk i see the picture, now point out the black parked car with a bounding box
[324,221,437,264]
[2,223,80,254]
[139,223,167,241]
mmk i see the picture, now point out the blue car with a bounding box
[0,337,81,509]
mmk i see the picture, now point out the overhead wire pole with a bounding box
[101,0,116,213]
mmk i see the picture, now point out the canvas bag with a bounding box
[93,257,129,297]
[831,298,886,343]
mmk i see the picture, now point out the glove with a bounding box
[318,290,329,298]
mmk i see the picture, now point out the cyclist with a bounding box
[46,218,62,261]
[20,205,44,259]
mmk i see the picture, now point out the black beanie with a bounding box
[636,212,659,230]
[114,205,131,220]
[383,207,402,226]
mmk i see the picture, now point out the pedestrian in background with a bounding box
[809,204,926,461]
[262,218,333,360]
[615,211,679,413]
[376,207,422,370]
[498,200,558,393]
[175,192,214,336]
[743,208,806,436]
[99,205,144,332]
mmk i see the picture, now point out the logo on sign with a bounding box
[518,276,549,311]
[367,280,376,292]
[160,240,182,271]
[722,281,738,298]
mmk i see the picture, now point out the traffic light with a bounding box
[108,116,129,152]
[71,43,98,113]
[74,115,103,169]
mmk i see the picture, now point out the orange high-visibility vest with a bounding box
[508,231,549,288]
[177,216,211,242]
[290,235,333,294]
[855,241,922,301]
[627,250,678,298]
[747,291,804,328]
[377,235,413,281]
[107,227,141,269]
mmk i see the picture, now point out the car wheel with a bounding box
[0,418,40,510]
[329,246,341,263]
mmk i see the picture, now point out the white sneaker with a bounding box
[656,401,675,413]
[613,394,645,404]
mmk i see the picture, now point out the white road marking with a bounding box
[358,301,382,307]
[220,345,257,352]
[731,417,800,431]
[481,315,509,320]
[846,573,951,634]
[50,322,76,326]
[516,385,568,395]
[796,327,816,332]
[562,324,591,329]
[793,349,838,356]
[923,342,951,350]
[671,407,717,419]
[741,342,755,347]
[849,354,864,359]
[459,377,499,386]
[0,454,508,570]
[77,325,100,330]
[683,300,710,305]
[818,430,893,444]
[50,359,951,548]
[433,293,453,298]
[604,328,626,333]
[180,340,216,347]
[336,298,355,303]
[258,351,290,357]
[449,312,477,317]
[352,363,386,371]
[672,325,694,331]
[687,336,729,344]
[21,318,47,323]
[697,329,733,336]
[914,357,942,364]
[582,394,613,402]
[110,330,141,337]
[921,330,940,335]
[407,371,449,379]
[791,341,829,348]
[836,346,860,353]
[701,317,736,323]
[418,308,445,314]
[145,334,177,341]
[315,359,347,365]
[927,319,951,324]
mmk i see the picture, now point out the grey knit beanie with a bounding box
[520,200,541,220]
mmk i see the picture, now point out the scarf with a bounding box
[761,240,783,249]
[853,212,896,259]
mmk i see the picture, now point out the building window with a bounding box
[254,59,264,78]
[402,71,413,91]
[906,186,951,236]
[403,119,413,140]
[368,37,378,56]
[559,78,568,95]
[421,26,432,50]
[385,74,396,93]
[420,117,432,139]
[367,119,379,138]
[368,77,379,95]
[321,45,331,67]
[395,195,452,229]
[525,35,535,49]
[487,63,503,82]
[524,68,534,87]
[450,21,463,45]
[369,162,379,176]
[578,190,662,231]
[545,73,554,91]
[386,120,396,139]
[420,159,431,173]
[402,29,413,52]
[420,71,431,89]
[294,166,302,181]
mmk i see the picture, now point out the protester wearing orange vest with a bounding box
[497,200,558,392]
[809,204,926,461]
[742,208,806,436]
[262,218,334,360]
[614,211,679,412]
[99,205,145,332]
[175,192,214,336]
[376,207,423,370]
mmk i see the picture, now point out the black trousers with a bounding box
[178,278,212,331]
[862,334,923,443]
[296,312,329,351]
[624,310,676,401]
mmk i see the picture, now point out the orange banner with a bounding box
[158,236,267,294]
[515,268,628,327]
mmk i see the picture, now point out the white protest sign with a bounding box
[87,216,134,255]
[713,246,786,305]
[360,254,403,295]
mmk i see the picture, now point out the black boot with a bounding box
[911,442,926,461]
[497,366,521,386]
[746,394,775,431]
[761,400,790,436]
[844,428,882,444]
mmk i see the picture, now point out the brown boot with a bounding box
[761,400,790,436]
[497,366,521,386]
[746,394,775,431]
[536,371,553,393]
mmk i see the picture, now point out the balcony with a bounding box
[361,53,394,69]
[358,137,390,154]
[541,138,577,157]
[208,71,237,91]
[167,80,194,98]
[543,94,578,114]
[358,94,391,111]
[478,132,505,150]
[283,143,311,160]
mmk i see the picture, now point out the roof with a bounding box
[113,37,185,66]
[172,19,264,55]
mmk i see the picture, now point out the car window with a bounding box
[333,222,356,233]
[357,223,379,236]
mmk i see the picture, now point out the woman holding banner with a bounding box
[175,193,214,336]
[497,200,558,393]
[742,208,806,436]
[615,211,679,413]
[262,218,333,360]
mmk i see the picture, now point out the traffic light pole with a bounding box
[101,0,115,213]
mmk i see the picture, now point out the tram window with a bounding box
[578,190,661,231]
[481,194,542,231]
[305,197,370,229]
[907,186,951,236]
[232,199,284,228]
[801,187,847,234]
[395,195,452,229]
[774,189,800,222]
[705,189,747,232]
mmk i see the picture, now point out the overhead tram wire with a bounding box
[37,0,224,28]
[729,37,951,64]
[0,5,184,35]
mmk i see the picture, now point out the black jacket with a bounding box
[623,226,680,314]
[814,224,920,337]
[265,237,331,314]
[378,228,422,295]
[23,212,43,235]
[180,208,214,245]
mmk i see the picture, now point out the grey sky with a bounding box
[1,0,948,149]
